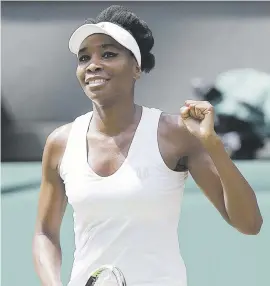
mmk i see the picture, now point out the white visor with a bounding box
[69,22,141,67]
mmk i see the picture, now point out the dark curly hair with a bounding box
[84,5,155,73]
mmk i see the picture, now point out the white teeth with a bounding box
[88,79,106,85]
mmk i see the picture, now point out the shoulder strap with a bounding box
[59,112,92,180]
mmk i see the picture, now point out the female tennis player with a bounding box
[32,5,263,286]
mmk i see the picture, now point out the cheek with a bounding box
[76,67,85,84]
[115,61,135,81]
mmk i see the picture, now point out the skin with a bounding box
[33,34,263,286]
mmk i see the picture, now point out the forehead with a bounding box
[79,34,124,53]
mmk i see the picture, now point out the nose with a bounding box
[86,55,103,73]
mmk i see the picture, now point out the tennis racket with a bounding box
[85,265,127,286]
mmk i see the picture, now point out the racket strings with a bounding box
[86,266,126,286]
[94,270,117,286]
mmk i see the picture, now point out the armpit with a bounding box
[174,156,188,172]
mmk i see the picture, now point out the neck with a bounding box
[90,99,138,136]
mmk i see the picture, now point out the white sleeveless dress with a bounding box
[60,106,188,286]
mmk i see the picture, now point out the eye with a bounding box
[102,52,118,59]
[78,55,90,63]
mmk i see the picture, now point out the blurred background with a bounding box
[1,1,270,286]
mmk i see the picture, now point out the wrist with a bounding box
[201,132,222,150]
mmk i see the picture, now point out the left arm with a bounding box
[188,133,263,235]
[180,100,263,235]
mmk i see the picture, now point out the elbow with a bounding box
[251,217,263,235]
[238,217,263,235]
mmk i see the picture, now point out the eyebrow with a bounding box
[78,43,119,55]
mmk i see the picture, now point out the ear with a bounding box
[133,64,141,80]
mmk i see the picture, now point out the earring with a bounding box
[134,68,141,80]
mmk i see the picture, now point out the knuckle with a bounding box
[204,101,213,108]
[209,105,215,112]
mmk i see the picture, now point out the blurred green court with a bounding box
[1,162,270,286]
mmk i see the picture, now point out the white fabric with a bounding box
[69,22,141,67]
[60,107,188,286]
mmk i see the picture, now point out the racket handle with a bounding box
[85,276,96,286]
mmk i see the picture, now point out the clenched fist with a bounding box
[180,100,217,143]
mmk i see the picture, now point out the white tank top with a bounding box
[60,106,188,286]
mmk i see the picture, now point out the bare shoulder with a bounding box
[46,123,72,148]
[43,123,73,170]
[159,112,193,156]
[159,112,188,134]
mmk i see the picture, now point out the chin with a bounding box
[84,86,106,99]
[85,90,114,107]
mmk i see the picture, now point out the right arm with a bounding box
[32,125,71,286]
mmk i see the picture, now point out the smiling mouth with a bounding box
[86,79,108,88]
